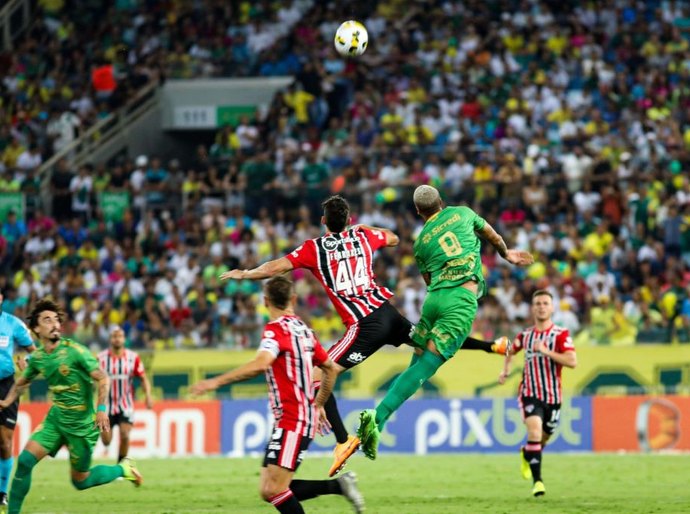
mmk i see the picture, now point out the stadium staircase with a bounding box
[0,0,34,50]
[38,82,161,214]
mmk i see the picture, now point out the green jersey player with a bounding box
[0,298,143,514]
[358,185,533,459]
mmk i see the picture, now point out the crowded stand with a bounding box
[2,0,690,351]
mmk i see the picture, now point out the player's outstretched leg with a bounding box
[71,458,142,490]
[324,394,360,477]
[462,336,509,355]
[358,350,445,459]
[291,472,365,513]
[8,451,38,514]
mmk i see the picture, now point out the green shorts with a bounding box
[411,286,478,360]
[30,410,99,472]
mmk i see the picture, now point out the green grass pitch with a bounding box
[18,453,690,513]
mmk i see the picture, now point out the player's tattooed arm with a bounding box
[315,358,337,408]
[478,223,534,266]
[90,368,110,407]
[0,376,31,409]
[477,223,509,258]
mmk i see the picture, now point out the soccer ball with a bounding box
[334,20,368,57]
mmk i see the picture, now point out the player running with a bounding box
[0,298,143,514]
[498,290,577,497]
[0,290,35,510]
[221,195,508,476]
[191,275,365,514]
[357,185,534,459]
[98,326,153,462]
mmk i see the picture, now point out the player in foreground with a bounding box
[0,290,36,510]
[221,195,508,476]
[98,326,153,462]
[0,298,143,514]
[191,276,365,513]
[498,290,577,497]
[357,185,534,459]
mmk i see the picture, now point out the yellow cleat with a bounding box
[120,457,144,487]
[328,435,360,477]
[492,336,509,355]
[520,447,532,480]
[532,480,546,497]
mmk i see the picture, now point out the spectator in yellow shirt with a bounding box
[284,82,314,125]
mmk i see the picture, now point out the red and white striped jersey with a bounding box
[259,315,328,438]
[512,323,574,404]
[97,348,145,415]
[285,226,393,327]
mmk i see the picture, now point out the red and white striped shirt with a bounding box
[512,323,574,404]
[259,315,328,438]
[285,226,393,327]
[97,348,145,415]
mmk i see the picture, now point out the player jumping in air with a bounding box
[98,326,153,462]
[357,185,534,459]
[221,195,508,476]
[498,290,577,497]
[0,289,35,511]
[0,298,143,514]
[191,276,365,514]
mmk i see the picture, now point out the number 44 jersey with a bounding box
[286,226,393,327]
[414,206,487,296]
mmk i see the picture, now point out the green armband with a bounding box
[97,404,107,413]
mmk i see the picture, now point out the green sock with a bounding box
[9,451,38,514]
[375,351,445,430]
[72,465,123,490]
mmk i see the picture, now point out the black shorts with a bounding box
[0,375,17,429]
[328,301,413,369]
[520,396,561,435]
[109,412,134,427]
[262,427,311,472]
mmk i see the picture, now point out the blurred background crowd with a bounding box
[1,0,690,350]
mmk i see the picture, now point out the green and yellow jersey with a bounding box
[413,206,487,296]
[23,337,99,435]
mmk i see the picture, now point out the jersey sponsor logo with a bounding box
[347,352,366,364]
[322,236,338,251]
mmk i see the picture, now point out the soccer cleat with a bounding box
[520,447,532,480]
[356,409,380,460]
[119,457,144,487]
[329,435,361,477]
[0,492,6,513]
[532,480,546,497]
[492,336,509,355]
[337,471,366,513]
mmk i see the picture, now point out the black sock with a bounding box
[462,336,494,353]
[523,441,542,482]
[290,479,342,501]
[324,393,349,444]
[268,490,305,514]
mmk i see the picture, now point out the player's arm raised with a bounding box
[190,351,276,395]
[477,222,534,266]
[220,256,294,281]
[0,375,32,409]
[354,224,399,246]
[90,368,111,432]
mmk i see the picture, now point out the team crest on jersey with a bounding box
[264,330,275,338]
[322,236,339,251]
[58,349,68,358]
[59,364,70,376]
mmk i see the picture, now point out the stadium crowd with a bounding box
[2,0,690,350]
